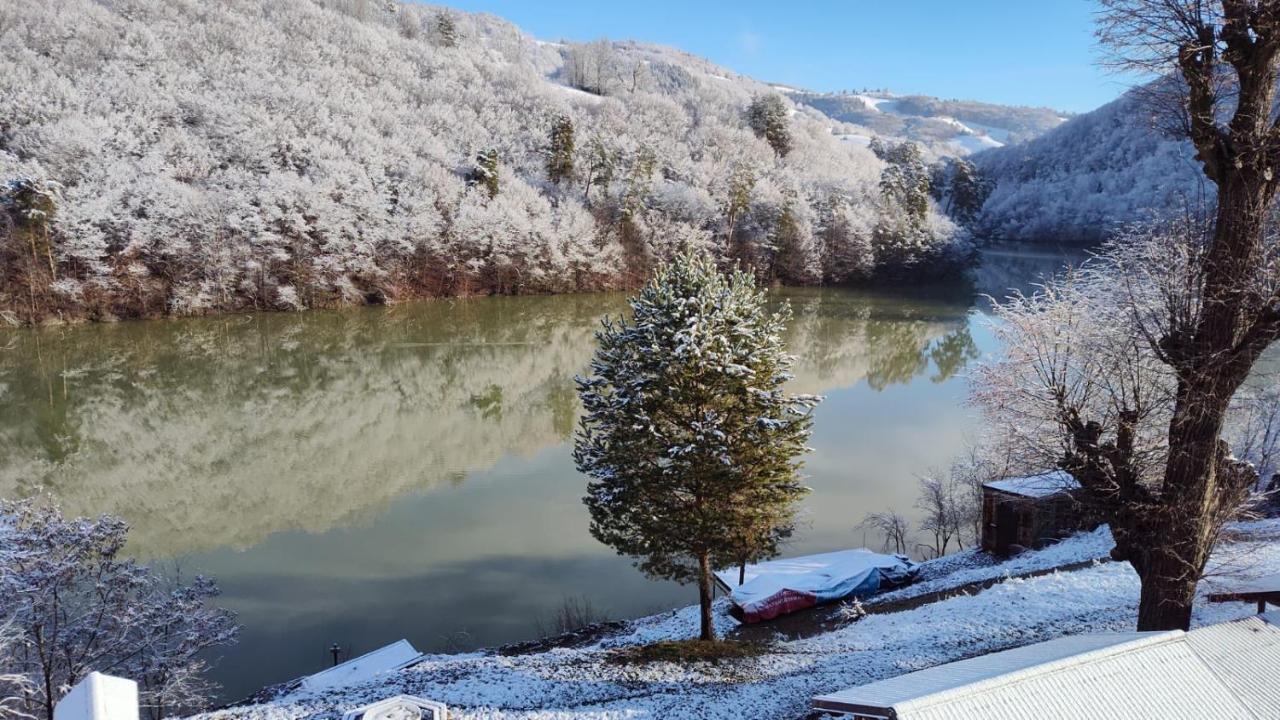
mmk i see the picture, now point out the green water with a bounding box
[0,245,1080,701]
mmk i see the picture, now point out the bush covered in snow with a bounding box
[0,499,239,720]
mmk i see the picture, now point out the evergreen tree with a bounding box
[546,114,575,185]
[746,95,793,157]
[769,198,814,283]
[575,253,819,641]
[618,147,655,259]
[873,141,932,267]
[433,11,458,48]
[468,149,499,199]
[946,158,991,224]
[723,162,756,265]
[1,178,62,322]
[2,178,59,277]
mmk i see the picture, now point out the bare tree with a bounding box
[915,474,966,557]
[1093,1,1280,630]
[973,220,1278,630]
[0,500,239,720]
[859,511,912,555]
[946,443,1016,545]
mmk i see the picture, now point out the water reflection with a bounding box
[0,246,1080,700]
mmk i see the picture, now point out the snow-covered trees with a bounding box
[574,253,819,641]
[0,499,239,720]
[870,140,959,270]
[0,178,63,324]
[973,89,1204,242]
[469,149,501,200]
[0,0,966,324]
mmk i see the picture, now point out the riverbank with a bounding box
[192,521,1280,720]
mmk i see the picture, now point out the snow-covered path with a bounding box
[197,524,1280,720]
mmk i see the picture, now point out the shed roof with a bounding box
[813,614,1280,719]
[983,470,1078,499]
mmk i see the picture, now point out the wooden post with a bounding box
[54,673,138,720]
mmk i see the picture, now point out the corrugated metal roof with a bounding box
[1182,615,1280,717]
[813,615,1280,719]
[899,638,1254,720]
[982,470,1078,499]
[812,632,1167,714]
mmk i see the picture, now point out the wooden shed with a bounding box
[980,471,1090,555]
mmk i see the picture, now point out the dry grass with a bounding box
[608,639,770,665]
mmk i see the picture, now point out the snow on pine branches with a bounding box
[574,253,819,640]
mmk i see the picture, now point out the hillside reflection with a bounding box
[0,286,976,558]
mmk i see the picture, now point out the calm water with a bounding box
[0,246,1081,701]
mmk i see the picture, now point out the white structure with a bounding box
[301,639,422,692]
[53,673,139,720]
[814,613,1280,719]
[341,695,447,720]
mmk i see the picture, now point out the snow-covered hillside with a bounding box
[787,90,1067,159]
[971,88,1208,242]
[0,0,965,324]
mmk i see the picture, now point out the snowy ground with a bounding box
[194,523,1280,720]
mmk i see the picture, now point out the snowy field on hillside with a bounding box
[194,523,1280,720]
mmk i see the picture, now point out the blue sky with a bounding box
[436,1,1132,113]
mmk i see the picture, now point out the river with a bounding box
[0,244,1083,702]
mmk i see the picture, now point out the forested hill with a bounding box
[971,87,1209,243]
[0,0,969,325]
[785,90,1067,157]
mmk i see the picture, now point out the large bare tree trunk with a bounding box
[698,551,716,641]
[1133,167,1274,628]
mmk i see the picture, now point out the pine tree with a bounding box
[872,141,932,267]
[575,252,819,641]
[1,178,62,322]
[746,95,792,157]
[769,198,811,283]
[469,149,499,199]
[946,158,991,224]
[546,114,575,185]
[618,147,655,259]
[433,11,458,48]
